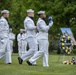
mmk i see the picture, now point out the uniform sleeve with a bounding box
[0,20,5,32]
[12,34,15,40]
[13,34,15,40]
[24,20,36,30]
[38,21,50,31]
[0,19,9,32]
[17,34,21,42]
[21,37,24,40]
[9,34,15,40]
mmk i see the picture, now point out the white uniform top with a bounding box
[24,17,36,38]
[17,33,26,42]
[0,16,9,38]
[36,18,53,40]
[9,32,15,40]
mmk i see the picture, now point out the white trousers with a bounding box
[0,52,5,59]
[21,37,38,64]
[29,39,49,67]
[9,40,13,53]
[0,37,12,64]
[22,40,27,53]
[18,40,27,57]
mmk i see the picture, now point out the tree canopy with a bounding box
[0,0,76,32]
[0,0,76,52]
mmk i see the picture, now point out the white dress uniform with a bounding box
[9,32,15,53]
[17,33,27,56]
[0,16,12,64]
[20,16,38,64]
[29,17,53,67]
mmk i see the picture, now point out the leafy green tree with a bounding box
[0,0,76,52]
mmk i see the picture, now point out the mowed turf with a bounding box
[0,53,76,75]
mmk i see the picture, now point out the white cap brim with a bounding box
[1,10,9,14]
[27,9,34,13]
[38,11,45,15]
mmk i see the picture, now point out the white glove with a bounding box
[49,21,53,27]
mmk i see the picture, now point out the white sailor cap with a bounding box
[20,29,23,31]
[27,9,34,13]
[38,11,45,15]
[1,10,9,14]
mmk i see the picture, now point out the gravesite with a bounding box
[0,0,76,75]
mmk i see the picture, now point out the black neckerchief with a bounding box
[41,18,46,22]
[4,17,11,28]
[20,33,23,36]
[28,16,34,21]
[5,17,8,22]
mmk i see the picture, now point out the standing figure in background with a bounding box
[21,29,27,55]
[0,10,12,64]
[9,28,15,54]
[17,29,27,56]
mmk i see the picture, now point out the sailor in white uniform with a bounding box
[17,29,27,56]
[22,29,27,55]
[18,9,38,65]
[0,10,12,64]
[9,28,15,54]
[27,11,53,67]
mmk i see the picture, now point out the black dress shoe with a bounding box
[18,57,23,64]
[26,60,32,66]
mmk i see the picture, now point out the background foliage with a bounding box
[0,0,76,53]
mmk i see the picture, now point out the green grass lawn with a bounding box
[0,53,76,75]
